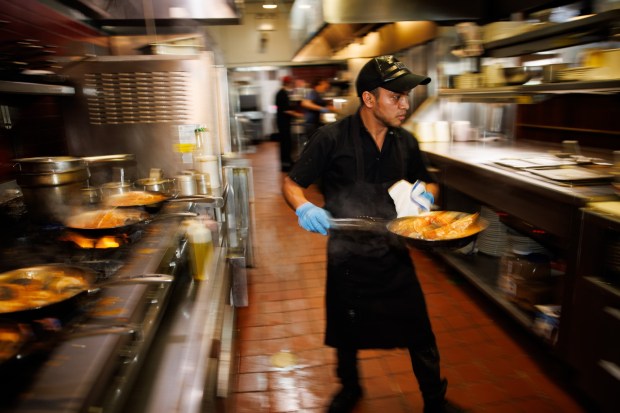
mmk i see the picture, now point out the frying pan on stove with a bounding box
[63,208,197,236]
[63,208,150,235]
[103,190,222,212]
[0,264,173,318]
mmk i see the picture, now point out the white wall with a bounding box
[207,3,298,67]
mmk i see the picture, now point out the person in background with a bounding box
[301,78,333,139]
[275,75,302,172]
[282,56,464,413]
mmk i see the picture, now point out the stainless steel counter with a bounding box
[123,241,234,413]
[421,141,616,240]
[419,140,618,364]
[421,140,616,202]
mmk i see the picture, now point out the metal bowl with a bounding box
[134,178,176,195]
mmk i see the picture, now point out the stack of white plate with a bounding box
[476,206,509,257]
[506,228,549,255]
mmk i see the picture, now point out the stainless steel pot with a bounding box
[134,177,176,194]
[13,156,90,223]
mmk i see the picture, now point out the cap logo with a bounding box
[375,57,410,83]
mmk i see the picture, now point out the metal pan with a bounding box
[386,212,489,249]
[103,190,223,212]
[63,208,197,236]
[64,208,150,234]
[0,264,173,317]
[330,211,488,250]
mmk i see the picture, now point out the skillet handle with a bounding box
[167,195,224,207]
[329,217,387,231]
[93,273,175,290]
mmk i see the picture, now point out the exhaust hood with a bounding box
[321,0,577,24]
[323,0,484,23]
[53,0,242,33]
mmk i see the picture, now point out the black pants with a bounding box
[277,118,292,169]
[336,346,447,405]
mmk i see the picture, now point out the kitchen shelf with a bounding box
[483,8,620,58]
[439,79,620,102]
[436,250,535,330]
[0,80,75,95]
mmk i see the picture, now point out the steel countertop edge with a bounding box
[420,141,618,205]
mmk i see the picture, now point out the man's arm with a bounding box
[282,176,309,211]
[282,176,331,236]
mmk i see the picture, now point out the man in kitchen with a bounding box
[282,55,464,413]
[275,75,302,172]
[301,78,334,139]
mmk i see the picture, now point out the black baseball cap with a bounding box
[356,55,431,97]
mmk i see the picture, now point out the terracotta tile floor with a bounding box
[230,141,591,413]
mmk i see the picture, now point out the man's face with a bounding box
[317,80,330,93]
[370,87,411,128]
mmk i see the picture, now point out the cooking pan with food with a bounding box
[330,211,488,249]
[0,264,174,318]
[103,190,223,212]
[0,317,138,367]
[63,208,197,236]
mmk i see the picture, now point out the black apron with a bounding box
[324,118,436,350]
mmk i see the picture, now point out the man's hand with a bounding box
[295,202,331,235]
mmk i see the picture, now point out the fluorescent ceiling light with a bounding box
[263,1,278,9]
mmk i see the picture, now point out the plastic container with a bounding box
[195,155,221,189]
[187,221,214,281]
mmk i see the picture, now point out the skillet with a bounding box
[330,211,488,249]
[0,264,173,317]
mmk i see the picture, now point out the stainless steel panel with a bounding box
[62,54,218,182]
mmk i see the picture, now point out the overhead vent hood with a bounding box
[323,0,483,24]
[291,0,578,62]
[53,0,242,34]
[321,0,577,24]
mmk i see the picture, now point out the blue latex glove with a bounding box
[410,180,434,212]
[420,190,434,205]
[320,107,330,113]
[296,202,331,235]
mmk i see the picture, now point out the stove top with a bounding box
[0,198,191,413]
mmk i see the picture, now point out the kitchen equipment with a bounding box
[0,318,137,367]
[528,166,614,184]
[195,174,209,194]
[63,208,197,236]
[503,66,543,85]
[12,156,90,223]
[330,211,489,249]
[100,181,132,197]
[104,190,222,212]
[134,177,176,194]
[175,174,197,196]
[0,264,173,316]
[195,155,221,189]
[542,63,569,83]
[79,187,101,205]
[0,189,196,411]
[63,208,151,234]
[451,121,471,142]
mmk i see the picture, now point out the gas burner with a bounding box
[59,231,130,249]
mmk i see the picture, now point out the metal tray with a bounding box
[527,166,613,183]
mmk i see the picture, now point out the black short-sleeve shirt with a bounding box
[289,111,436,210]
